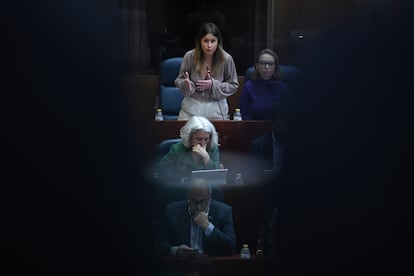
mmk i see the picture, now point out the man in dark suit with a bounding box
[158,178,236,257]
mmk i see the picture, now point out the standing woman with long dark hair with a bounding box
[175,22,239,120]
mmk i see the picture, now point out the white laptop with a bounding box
[191,168,228,185]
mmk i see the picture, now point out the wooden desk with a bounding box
[151,120,274,263]
[151,120,272,153]
[151,120,273,177]
[157,254,273,276]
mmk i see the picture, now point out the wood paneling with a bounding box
[124,74,245,121]
[151,120,273,181]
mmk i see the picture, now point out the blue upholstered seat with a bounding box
[159,57,184,120]
[154,138,182,163]
[244,64,303,91]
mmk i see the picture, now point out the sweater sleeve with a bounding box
[205,145,220,169]
[174,50,196,96]
[210,53,239,100]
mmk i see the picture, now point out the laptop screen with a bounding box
[191,169,228,185]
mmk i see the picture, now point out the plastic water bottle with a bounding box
[255,225,265,256]
[234,173,244,185]
[240,244,251,259]
[154,108,164,121]
[233,108,242,121]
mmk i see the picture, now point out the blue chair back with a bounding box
[244,64,303,91]
[154,138,182,163]
[159,57,184,120]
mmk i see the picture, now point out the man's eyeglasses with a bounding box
[258,61,275,67]
[188,198,210,205]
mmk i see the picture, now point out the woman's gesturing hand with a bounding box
[184,71,195,91]
[195,79,213,91]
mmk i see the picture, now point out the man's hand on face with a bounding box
[192,211,210,229]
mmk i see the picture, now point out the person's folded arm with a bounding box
[210,57,239,100]
[204,206,236,255]
[204,145,220,169]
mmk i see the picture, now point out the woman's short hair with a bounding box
[180,116,219,150]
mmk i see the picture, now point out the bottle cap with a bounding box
[156,108,162,112]
[235,108,240,112]
[243,244,248,248]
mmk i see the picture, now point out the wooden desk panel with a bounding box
[151,120,273,179]
[158,254,272,276]
[151,120,272,153]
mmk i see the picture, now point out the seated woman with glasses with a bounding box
[239,48,290,120]
[155,115,220,183]
[158,177,236,257]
